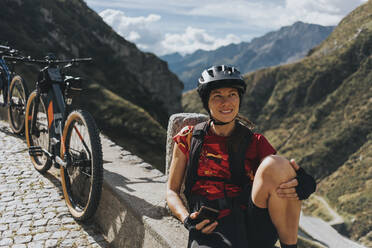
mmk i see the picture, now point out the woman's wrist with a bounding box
[182,213,190,224]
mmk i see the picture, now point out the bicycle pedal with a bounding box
[28,146,43,156]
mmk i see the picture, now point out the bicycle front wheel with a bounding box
[8,75,29,134]
[25,90,52,173]
[60,110,103,221]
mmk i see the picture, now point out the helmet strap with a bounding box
[210,117,235,126]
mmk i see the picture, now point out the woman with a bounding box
[167,65,316,248]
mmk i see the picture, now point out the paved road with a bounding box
[0,120,108,247]
[300,213,366,248]
[312,195,344,226]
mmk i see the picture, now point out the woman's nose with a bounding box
[220,96,232,104]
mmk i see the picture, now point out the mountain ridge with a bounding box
[162,21,334,92]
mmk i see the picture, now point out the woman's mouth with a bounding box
[220,109,233,114]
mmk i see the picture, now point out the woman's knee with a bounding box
[252,155,297,207]
[256,155,296,185]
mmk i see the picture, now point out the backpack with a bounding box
[183,120,254,202]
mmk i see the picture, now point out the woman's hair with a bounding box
[236,113,255,130]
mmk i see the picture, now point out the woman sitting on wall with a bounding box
[166,65,316,248]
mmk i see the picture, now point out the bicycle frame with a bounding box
[0,46,12,84]
[29,58,92,168]
[0,58,11,84]
[0,56,13,104]
[0,45,20,104]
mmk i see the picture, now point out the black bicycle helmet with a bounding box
[197,65,246,113]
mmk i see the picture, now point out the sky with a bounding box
[85,0,367,56]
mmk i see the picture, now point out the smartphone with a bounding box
[197,206,219,222]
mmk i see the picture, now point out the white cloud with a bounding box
[99,9,162,44]
[95,0,368,55]
[161,27,240,55]
[99,9,241,55]
[186,0,366,28]
[282,0,358,26]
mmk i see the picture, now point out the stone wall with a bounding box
[0,107,189,247]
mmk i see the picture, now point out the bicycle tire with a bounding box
[8,75,29,134]
[60,109,103,221]
[25,90,52,173]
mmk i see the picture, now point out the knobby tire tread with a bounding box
[25,90,52,173]
[8,75,29,134]
[61,109,103,221]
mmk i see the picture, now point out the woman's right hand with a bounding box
[167,145,218,234]
[188,211,218,234]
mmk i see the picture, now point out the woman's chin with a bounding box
[213,115,236,123]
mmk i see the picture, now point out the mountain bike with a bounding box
[0,45,29,134]
[22,54,103,221]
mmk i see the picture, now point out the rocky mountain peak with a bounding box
[162,21,334,92]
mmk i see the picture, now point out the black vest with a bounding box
[183,120,254,202]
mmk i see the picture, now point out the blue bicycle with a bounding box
[0,45,29,134]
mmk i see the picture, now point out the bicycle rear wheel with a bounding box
[8,75,29,134]
[25,90,52,173]
[60,110,103,221]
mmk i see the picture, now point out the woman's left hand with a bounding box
[276,159,300,199]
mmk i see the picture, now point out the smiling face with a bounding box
[208,87,240,123]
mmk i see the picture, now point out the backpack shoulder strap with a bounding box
[183,121,210,201]
[228,121,254,187]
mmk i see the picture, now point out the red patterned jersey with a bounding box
[173,125,276,217]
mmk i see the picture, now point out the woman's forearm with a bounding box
[167,190,189,223]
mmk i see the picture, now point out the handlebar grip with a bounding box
[0,45,11,50]
[1,56,25,62]
[67,58,93,63]
[76,58,93,62]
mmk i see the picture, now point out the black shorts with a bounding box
[187,194,278,248]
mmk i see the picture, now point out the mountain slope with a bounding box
[162,21,334,92]
[182,1,372,246]
[0,0,183,170]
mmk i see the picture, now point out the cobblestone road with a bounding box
[0,120,108,248]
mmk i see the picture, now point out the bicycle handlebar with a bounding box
[1,56,27,62]
[2,56,92,65]
[0,47,19,56]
